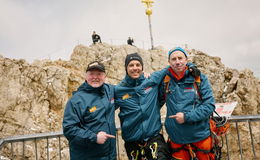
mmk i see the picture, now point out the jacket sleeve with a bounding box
[186,62,195,68]
[184,74,215,122]
[149,66,170,84]
[158,80,166,107]
[113,85,120,110]
[62,100,97,146]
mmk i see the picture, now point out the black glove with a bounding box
[189,66,201,77]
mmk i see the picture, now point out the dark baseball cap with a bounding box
[86,61,105,72]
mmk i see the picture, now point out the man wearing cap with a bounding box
[115,52,200,160]
[162,47,216,159]
[63,61,116,160]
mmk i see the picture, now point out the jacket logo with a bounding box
[122,93,131,100]
[184,87,195,92]
[144,86,152,93]
[89,106,97,112]
[111,98,115,104]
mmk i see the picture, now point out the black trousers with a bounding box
[124,134,170,160]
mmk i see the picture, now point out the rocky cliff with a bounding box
[0,43,259,159]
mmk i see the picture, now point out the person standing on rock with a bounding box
[63,61,116,160]
[114,52,200,160]
[161,47,216,160]
[127,37,134,46]
[92,31,102,44]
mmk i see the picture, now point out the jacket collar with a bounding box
[121,74,145,87]
[168,67,187,80]
[73,81,105,95]
[167,68,195,83]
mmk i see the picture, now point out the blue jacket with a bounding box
[115,68,168,142]
[163,70,215,144]
[62,82,116,160]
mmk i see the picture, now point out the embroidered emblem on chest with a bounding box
[110,97,115,104]
[184,87,195,92]
[144,86,152,93]
[89,106,97,112]
[122,93,131,100]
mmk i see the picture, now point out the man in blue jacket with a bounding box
[63,61,116,160]
[162,47,215,160]
[115,53,170,160]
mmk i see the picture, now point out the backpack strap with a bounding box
[193,75,202,100]
[193,76,223,119]
[163,75,171,99]
[164,75,202,100]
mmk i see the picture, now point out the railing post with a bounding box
[22,140,25,159]
[235,122,243,160]
[11,142,14,159]
[248,121,256,159]
[47,137,49,160]
[225,134,230,160]
[58,136,62,160]
[34,138,38,160]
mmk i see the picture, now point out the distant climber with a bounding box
[92,31,102,44]
[127,37,134,46]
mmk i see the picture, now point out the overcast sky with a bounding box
[1,0,260,77]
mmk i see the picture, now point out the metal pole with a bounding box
[47,138,49,160]
[35,138,38,160]
[141,0,154,50]
[148,15,154,50]
[11,142,14,159]
[22,140,25,159]
[58,136,62,160]
[225,134,230,160]
[248,121,256,159]
[235,122,243,160]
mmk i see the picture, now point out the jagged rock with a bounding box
[0,43,259,159]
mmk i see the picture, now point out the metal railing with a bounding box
[0,115,260,160]
[0,132,64,160]
[224,115,260,160]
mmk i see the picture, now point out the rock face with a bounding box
[0,43,259,159]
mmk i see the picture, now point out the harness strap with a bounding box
[172,144,212,154]
[171,145,186,153]
[190,143,212,154]
[130,150,139,160]
[149,142,158,159]
[187,144,197,159]
[193,76,202,100]
[164,75,171,94]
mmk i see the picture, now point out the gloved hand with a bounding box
[189,66,201,77]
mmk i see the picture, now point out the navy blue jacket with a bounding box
[62,82,116,160]
[115,68,168,142]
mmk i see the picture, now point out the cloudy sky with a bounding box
[1,0,260,77]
